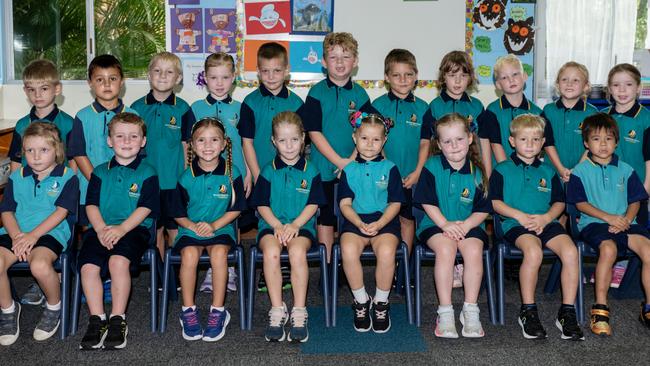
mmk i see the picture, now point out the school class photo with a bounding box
[0,0,649,364]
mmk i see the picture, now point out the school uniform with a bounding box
[131,92,190,230]
[298,77,378,226]
[250,156,325,242]
[567,154,650,254]
[542,98,598,170]
[423,90,485,135]
[8,105,74,166]
[478,95,543,159]
[238,85,303,171]
[337,155,405,239]
[77,155,159,272]
[169,157,246,250]
[0,165,79,255]
[489,153,566,245]
[604,102,650,181]
[413,155,491,244]
[372,91,429,220]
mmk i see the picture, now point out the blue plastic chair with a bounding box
[159,243,247,332]
[70,224,160,334]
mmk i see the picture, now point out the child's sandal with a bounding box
[590,304,611,336]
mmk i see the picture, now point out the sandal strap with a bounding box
[590,309,610,317]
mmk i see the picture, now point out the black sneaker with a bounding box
[556,307,585,341]
[103,316,128,350]
[79,315,107,350]
[639,303,650,329]
[352,298,372,332]
[371,301,391,333]
[518,307,547,340]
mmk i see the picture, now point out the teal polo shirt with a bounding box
[567,154,648,231]
[169,157,246,245]
[423,90,485,134]
[0,165,79,250]
[489,154,564,234]
[605,102,650,181]
[478,95,543,158]
[183,94,246,181]
[542,98,598,169]
[338,155,405,215]
[238,85,303,171]
[250,156,325,238]
[68,100,138,204]
[86,155,159,229]
[131,91,191,190]
[372,91,429,177]
[298,77,379,181]
[9,105,74,165]
[413,155,491,237]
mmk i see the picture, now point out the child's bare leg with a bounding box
[180,246,201,307]
[260,235,283,308]
[107,256,131,315]
[428,234,457,305]
[400,217,414,255]
[341,233,368,291]
[627,235,650,304]
[515,235,543,304]
[28,247,60,305]
[156,228,166,260]
[0,248,18,308]
[458,238,484,304]
[594,240,617,305]
[371,234,398,292]
[317,225,334,262]
[206,245,228,308]
[546,234,579,305]
[287,237,311,308]
[81,264,104,315]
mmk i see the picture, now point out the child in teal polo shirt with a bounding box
[542,62,598,181]
[0,123,78,346]
[10,59,75,172]
[478,55,542,170]
[78,113,159,351]
[567,112,650,335]
[489,114,583,341]
[250,112,325,343]
[68,55,138,225]
[414,113,491,339]
[298,32,379,258]
[131,52,189,257]
[169,118,245,343]
[372,49,429,252]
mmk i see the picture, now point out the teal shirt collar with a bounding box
[555,98,586,111]
[92,99,126,114]
[259,83,290,98]
[586,152,620,167]
[108,155,143,170]
[355,155,384,163]
[609,102,641,118]
[22,164,66,178]
[29,105,60,122]
[387,91,416,103]
[510,152,542,167]
[440,155,472,173]
[325,77,353,90]
[440,89,471,103]
[272,155,307,171]
[190,157,226,177]
[145,91,176,105]
[205,94,233,105]
[500,95,530,110]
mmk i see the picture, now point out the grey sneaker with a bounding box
[20,283,45,306]
[227,267,237,292]
[460,303,484,338]
[435,306,458,338]
[287,307,309,343]
[264,303,288,342]
[33,308,61,341]
[0,303,21,346]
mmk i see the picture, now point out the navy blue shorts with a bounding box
[0,234,63,257]
[77,226,150,274]
[257,228,316,244]
[318,179,338,227]
[173,234,235,253]
[399,187,414,220]
[580,222,650,255]
[341,212,401,240]
[504,222,567,247]
[418,226,489,247]
[158,189,179,230]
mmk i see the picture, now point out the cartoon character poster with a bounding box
[171,8,204,53]
[204,8,237,53]
[291,0,333,35]
[289,41,324,74]
[469,0,536,99]
[245,1,291,35]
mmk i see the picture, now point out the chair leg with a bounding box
[236,246,247,330]
[71,266,82,335]
[400,243,414,324]
[414,246,422,327]
[149,249,158,332]
[496,246,505,325]
[60,254,70,339]
[331,245,340,327]
[319,245,331,327]
[246,247,257,330]
[159,250,172,333]
[483,250,498,325]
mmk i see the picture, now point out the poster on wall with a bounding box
[171,8,204,53]
[204,8,237,53]
[244,1,291,35]
[468,0,536,99]
[290,0,334,35]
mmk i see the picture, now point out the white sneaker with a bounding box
[227,267,237,292]
[434,306,458,338]
[460,303,485,338]
[199,268,213,293]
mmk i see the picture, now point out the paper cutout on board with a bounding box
[245,2,291,35]
[205,8,236,53]
[503,17,534,55]
[291,0,333,35]
[172,9,203,53]
[472,0,507,31]
[289,41,323,73]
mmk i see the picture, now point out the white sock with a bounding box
[438,304,453,313]
[351,287,369,303]
[46,301,61,311]
[374,288,390,304]
[210,306,225,312]
[181,305,196,311]
[97,313,107,321]
[1,301,15,314]
[110,313,125,320]
[463,302,478,309]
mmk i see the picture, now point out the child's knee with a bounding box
[181,247,200,263]
[80,263,99,277]
[29,257,54,277]
[598,242,618,262]
[560,245,578,265]
[375,244,396,262]
[263,246,281,262]
[522,245,543,264]
[108,256,130,272]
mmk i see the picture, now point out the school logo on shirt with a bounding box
[228,113,239,128]
[575,121,584,134]
[460,187,472,203]
[128,183,141,198]
[617,176,626,192]
[47,180,61,197]
[375,174,388,189]
[625,129,639,143]
[347,100,357,115]
[166,116,180,130]
[296,179,310,194]
[214,184,229,199]
[406,114,420,127]
[537,178,550,193]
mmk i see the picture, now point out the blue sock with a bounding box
[643,304,650,313]
[521,303,537,311]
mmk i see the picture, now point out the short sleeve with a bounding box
[565,174,588,204]
[643,127,650,162]
[472,186,492,213]
[488,169,504,201]
[249,174,271,207]
[8,131,23,163]
[181,109,196,142]
[627,171,649,203]
[228,175,247,211]
[67,117,87,158]
[421,108,434,140]
[237,102,256,139]
[137,175,160,219]
[550,174,565,204]
[413,167,438,207]
[477,109,500,143]
[85,173,102,206]
[307,174,327,206]
[299,96,323,132]
[54,176,79,215]
[359,100,380,115]
[542,112,555,147]
[168,183,189,218]
[0,179,17,213]
[387,165,405,203]
[336,170,355,202]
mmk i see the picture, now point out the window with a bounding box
[8,0,165,81]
